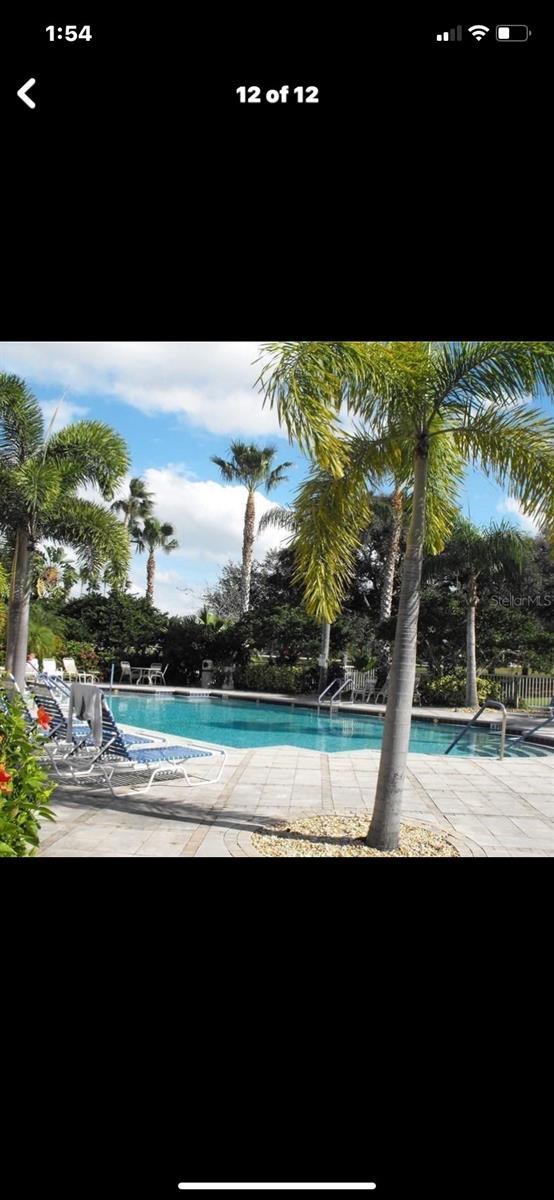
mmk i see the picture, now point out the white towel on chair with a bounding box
[68,683,103,747]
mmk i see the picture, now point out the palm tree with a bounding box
[0,374,130,689]
[211,441,292,614]
[196,605,230,632]
[260,341,554,849]
[111,476,154,529]
[133,517,178,603]
[429,519,527,705]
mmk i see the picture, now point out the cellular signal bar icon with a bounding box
[436,26,463,41]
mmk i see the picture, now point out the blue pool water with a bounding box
[109,694,551,757]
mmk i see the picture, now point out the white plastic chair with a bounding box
[62,656,98,683]
[145,663,168,685]
[42,657,64,679]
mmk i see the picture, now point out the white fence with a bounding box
[497,675,554,707]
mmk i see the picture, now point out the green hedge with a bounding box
[418,670,503,707]
[234,662,320,695]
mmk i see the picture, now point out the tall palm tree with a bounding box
[0,374,130,689]
[133,517,179,603]
[211,441,292,614]
[260,341,554,849]
[111,476,154,529]
[429,519,527,705]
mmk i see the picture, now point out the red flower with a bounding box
[0,763,12,792]
[36,707,52,729]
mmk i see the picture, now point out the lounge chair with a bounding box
[28,679,167,752]
[64,690,226,795]
[62,656,99,683]
[42,657,64,679]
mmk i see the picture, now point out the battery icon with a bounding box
[496,25,529,41]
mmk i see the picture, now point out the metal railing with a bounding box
[507,710,554,747]
[318,676,354,711]
[444,699,507,758]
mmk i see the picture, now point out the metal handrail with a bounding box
[507,710,554,746]
[318,677,343,705]
[318,675,354,710]
[328,677,355,708]
[444,699,507,758]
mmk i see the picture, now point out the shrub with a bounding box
[234,662,319,695]
[63,640,101,675]
[418,670,503,707]
[0,696,56,857]
[62,594,168,666]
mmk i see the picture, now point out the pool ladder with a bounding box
[317,676,354,713]
[444,699,507,758]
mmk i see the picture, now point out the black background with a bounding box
[2,10,551,1200]
[2,11,552,336]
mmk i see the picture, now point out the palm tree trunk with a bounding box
[367,448,428,850]
[318,621,331,693]
[380,487,403,622]
[465,581,479,706]
[146,550,156,603]
[5,528,33,691]
[240,489,256,614]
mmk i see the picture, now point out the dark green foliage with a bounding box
[62,594,168,670]
[163,617,250,685]
[234,662,320,695]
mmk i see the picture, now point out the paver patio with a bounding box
[38,741,554,857]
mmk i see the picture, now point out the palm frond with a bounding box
[290,465,372,622]
[43,420,130,497]
[0,374,45,464]
[430,341,554,420]
[46,499,131,583]
[454,405,554,529]
[258,505,297,534]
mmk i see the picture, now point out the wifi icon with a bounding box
[468,24,490,41]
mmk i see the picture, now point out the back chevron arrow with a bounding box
[17,79,36,109]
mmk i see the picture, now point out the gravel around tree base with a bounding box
[252,814,460,857]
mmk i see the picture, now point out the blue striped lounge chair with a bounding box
[62,693,226,795]
[32,675,166,748]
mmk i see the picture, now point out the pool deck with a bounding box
[37,711,554,858]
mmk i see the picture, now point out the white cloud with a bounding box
[41,397,89,432]
[0,341,283,437]
[496,496,540,535]
[143,466,290,561]
[123,466,291,614]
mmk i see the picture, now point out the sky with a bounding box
[0,341,547,615]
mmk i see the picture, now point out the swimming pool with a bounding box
[110,694,551,757]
